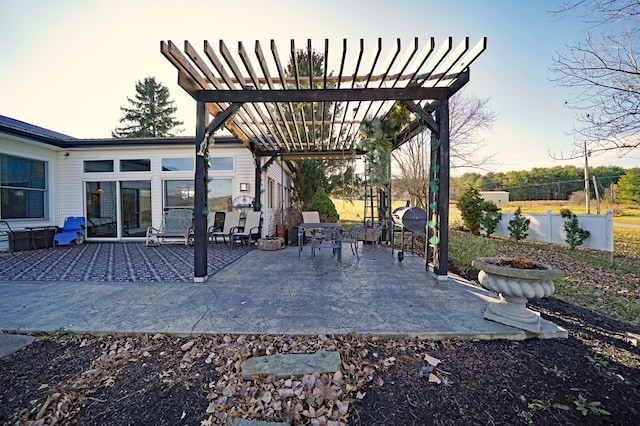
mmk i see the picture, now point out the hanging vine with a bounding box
[358,104,414,190]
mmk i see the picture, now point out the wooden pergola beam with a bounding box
[194,86,450,103]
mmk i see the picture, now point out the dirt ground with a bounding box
[1,241,639,425]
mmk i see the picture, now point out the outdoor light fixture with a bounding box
[181,188,195,199]
[240,183,249,192]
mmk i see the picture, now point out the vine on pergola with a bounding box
[358,104,415,190]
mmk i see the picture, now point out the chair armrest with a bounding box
[208,225,222,233]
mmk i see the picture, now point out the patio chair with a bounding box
[301,211,321,241]
[209,211,240,244]
[0,220,15,253]
[302,211,320,224]
[230,211,261,246]
[357,220,383,259]
[341,223,362,259]
[145,209,193,246]
[310,226,342,267]
[53,217,86,247]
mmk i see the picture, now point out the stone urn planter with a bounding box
[471,257,563,333]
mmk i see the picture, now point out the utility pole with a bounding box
[584,141,591,214]
[592,175,601,215]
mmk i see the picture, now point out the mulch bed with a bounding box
[1,295,638,425]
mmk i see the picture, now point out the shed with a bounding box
[479,191,510,204]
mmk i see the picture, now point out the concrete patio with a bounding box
[0,242,566,340]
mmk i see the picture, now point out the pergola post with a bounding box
[253,153,262,212]
[434,99,450,279]
[194,100,208,281]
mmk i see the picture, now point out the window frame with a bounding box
[0,153,48,220]
[83,160,114,173]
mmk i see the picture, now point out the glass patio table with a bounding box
[297,223,344,265]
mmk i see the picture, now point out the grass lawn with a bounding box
[332,198,407,223]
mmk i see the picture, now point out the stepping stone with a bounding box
[232,420,288,426]
[241,351,341,380]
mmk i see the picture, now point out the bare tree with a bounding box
[551,0,640,156]
[392,89,497,207]
[392,131,430,209]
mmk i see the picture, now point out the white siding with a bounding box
[1,131,291,241]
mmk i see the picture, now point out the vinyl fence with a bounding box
[493,209,614,253]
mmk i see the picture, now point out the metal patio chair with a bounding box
[145,209,193,246]
[209,211,241,244]
[229,211,261,246]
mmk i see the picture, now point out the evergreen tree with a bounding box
[456,187,484,235]
[617,168,640,203]
[285,50,350,207]
[292,161,329,210]
[508,207,530,241]
[479,201,501,237]
[560,209,591,249]
[112,77,183,138]
[307,187,339,223]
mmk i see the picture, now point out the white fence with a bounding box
[493,209,614,253]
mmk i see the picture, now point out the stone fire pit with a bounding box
[257,237,285,251]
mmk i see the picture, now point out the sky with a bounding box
[1,0,638,174]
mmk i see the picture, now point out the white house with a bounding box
[479,191,510,204]
[0,115,291,244]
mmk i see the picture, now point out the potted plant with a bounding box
[471,257,562,333]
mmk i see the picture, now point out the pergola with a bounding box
[161,37,486,281]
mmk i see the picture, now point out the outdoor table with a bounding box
[297,223,343,264]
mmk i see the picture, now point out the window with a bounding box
[162,158,194,171]
[211,157,234,171]
[267,178,275,209]
[120,159,150,172]
[84,160,114,173]
[164,180,195,209]
[1,154,47,219]
[208,178,232,212]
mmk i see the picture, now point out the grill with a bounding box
[392,207,427,232]
[392,206,428,262]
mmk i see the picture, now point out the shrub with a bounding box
[560,208,591,249]
[308,188,339,223]
[568,190,595,206]
[508,207,530,241]
[480,201,501,237]
[449,230,497,276]
[456,187,484,234]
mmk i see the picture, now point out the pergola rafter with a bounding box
[161,37,486,281]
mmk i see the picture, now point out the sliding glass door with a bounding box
[85,181,117,238]
[85,181,151,238]
[120,181,151,237]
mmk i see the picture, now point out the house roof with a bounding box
[0,114,243,149]
[0,115,76,146]
[161,37,486,159]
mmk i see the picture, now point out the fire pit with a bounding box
[257,237,284,251]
